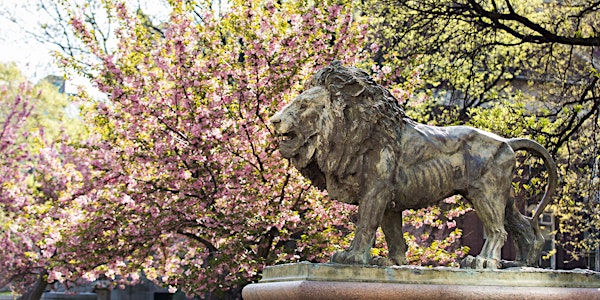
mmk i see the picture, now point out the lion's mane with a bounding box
[298,61,410,201]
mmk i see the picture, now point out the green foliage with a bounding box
[363,0,600,264]
[0,62,85,142]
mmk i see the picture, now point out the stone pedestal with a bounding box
[242,262,600,300]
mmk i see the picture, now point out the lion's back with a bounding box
[400,124,508,156]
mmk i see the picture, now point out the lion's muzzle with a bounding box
[269,113,288,138]
[269,112,300,158]
[269,113,283,132]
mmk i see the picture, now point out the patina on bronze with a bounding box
[269,61,558,269]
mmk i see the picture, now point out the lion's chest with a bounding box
[324,174,361,204]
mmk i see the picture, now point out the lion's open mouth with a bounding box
[282,132,297,142]
[277,130,302,159]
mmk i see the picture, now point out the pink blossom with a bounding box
[0,0,459,298]
[370,42,380,53]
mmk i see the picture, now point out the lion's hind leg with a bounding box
[461,188,508,269]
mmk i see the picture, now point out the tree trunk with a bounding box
[17,271,47,300]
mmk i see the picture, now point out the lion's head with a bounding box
[269,86,332,166]
[270,61,408,189]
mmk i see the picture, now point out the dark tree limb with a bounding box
[177,231,219,253]
[464,0,600,46]
[16,270,48,300]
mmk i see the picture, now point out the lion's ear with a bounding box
[344,81,365,97]
[328,75,365,97]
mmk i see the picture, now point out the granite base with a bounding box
[242,262,600,300]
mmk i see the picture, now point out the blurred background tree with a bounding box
[0,62,88,300]
[362,0,600,265]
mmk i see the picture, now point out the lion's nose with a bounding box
[269,114,283,134]
[270,114,282,126]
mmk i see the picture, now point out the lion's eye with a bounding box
[300,103,308,109]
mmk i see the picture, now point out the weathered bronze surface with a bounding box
[269,61,558,269]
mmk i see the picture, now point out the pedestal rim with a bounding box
[259,261,600,288]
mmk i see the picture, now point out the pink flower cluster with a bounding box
[2,0,469,297]
[48,0,372,298]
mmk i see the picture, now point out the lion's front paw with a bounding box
[459,255,501,269]
[370,256,407,266]
[330,250,348,264]
[330,250,369,265]
[370,256,394,267]
[389,255,408,266]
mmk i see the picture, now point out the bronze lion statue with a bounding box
[269,61,557,269]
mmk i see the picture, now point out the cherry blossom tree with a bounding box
[0,63,89,299]
[2,1,471,298]
[0,69,40,296]
[49,0,370,298]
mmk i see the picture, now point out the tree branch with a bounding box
[177,231,219,253]
[466,0,600,46]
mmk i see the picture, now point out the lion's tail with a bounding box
[507,138,558,220]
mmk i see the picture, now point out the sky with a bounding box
[0,1,60,82]
[0,0,231,97]
[0,0,172,92]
